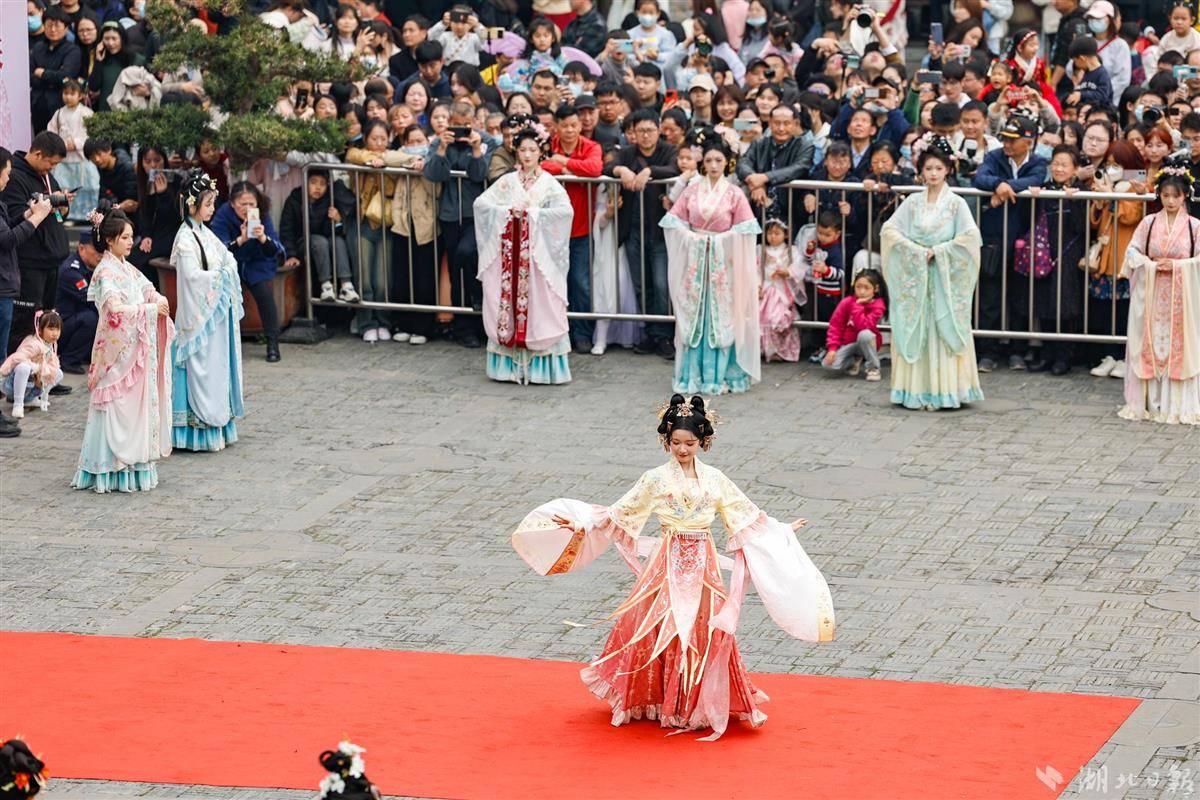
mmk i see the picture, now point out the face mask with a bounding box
[1105,165,1123,182]
[1088,17,1108,33]
[1034,143,1053,160]
[134,0,146,15]
[361,54,378,69]
[569,82,582,98]
[745,16,766,27]
[900,145,912,160]
[638,14,657,27]
[402,145,427,156]
[29,14,42,31]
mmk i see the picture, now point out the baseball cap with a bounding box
[999,114,1038,139]
[573,94,597,109]
[688,73,718,94]
[1086,0,1116,18]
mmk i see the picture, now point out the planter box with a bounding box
[150,258,305,334]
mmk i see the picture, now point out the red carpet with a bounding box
[1,632,1136,799]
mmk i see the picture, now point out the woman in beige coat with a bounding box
[346,123,441,344]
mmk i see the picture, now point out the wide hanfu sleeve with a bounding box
[709,470,836,644]
[510,470,658,577]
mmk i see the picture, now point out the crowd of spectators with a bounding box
[6,0,1200,423]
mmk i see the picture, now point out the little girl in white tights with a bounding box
[1,311,63,419]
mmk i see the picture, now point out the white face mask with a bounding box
[746,15,766,27]
[1088,17,1109,34]
[638,14,657,27]
[1105,164,1123,182]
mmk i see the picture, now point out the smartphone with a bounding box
[862,88,880,99]
[246,207,262,236]
[916,70,943,85]
[931,22,943,46]
[449,10,469,23]
[486,27,504,40]
[295,88,309,107]
[147,168,161,182]
[1173,64,1200,80]
[448,126,471,140]
[1124,169,1148,183]
[733,118,758,131]
[846,54,861,69]
[616,40,634,53]
[957,46,971,61]
[664,90,678,105]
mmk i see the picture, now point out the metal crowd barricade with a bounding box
[300,163,1153,346]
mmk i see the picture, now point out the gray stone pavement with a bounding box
[1,333,1197,800]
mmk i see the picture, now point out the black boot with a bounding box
[266,334,281,363]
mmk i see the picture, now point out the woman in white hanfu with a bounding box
[1118,165,1200,425]
[473,125,575,385]
[169,170,245,451]
[511,395,835,740]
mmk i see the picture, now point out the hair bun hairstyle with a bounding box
[657,394,715,448]
[91,206,130,254]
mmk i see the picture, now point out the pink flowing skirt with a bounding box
[581,530,768,732]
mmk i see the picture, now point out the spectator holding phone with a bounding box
[627,0,676,71]
[429,5,487,67]
[424,101,490,349]
[84,138,139,216]
[212,182,284,363]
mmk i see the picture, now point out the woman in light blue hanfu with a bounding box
[168,171,244,450]
[880,137,984,411]
[661,138,761,395]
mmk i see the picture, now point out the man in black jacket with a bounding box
[563,0,607,57]
[0,148,54,436]
[3,133,73,363]
[28,7,81,134]
[604,108,679,357]
[84,139,139,215]
[736,104,813,229]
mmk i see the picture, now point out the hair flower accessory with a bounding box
[317,739,377,799]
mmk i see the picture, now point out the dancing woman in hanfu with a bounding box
[511,395,835,739]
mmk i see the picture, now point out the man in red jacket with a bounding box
[540,104,603,353]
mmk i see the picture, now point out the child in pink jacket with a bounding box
[1,311,63,419]
[822,269,886,381]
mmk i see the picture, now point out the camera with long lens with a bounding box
[855,5,875,27]
[1142,105,1164,126]
[32,191,70,206]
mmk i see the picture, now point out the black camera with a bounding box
[1142,105,1164,126]
[32,191,69,206]
[696,36,713,56]
[855,6,874,27]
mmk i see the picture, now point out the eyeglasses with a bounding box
[1082,134,1109,144]
[634,126,659,134]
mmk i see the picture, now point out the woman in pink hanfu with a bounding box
[661,138,762,395]
[511,395,835,739]
[1118,166,1200,425]
[71,209,175,492]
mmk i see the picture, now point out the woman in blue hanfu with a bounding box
[880,135,984,410]
[168,171,245,451]
[660,136,762,395]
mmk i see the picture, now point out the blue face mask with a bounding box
[638,14,657,27]
[28,14,42,31]
[569,82,582,98]
[1087,17,1108,34]
[745,16,767,27]
[402,145,427,156]
[899,145,912,160]
[1034,143,1053,160]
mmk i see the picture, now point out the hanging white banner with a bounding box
[0,12,33,151]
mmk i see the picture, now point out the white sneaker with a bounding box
[363,328,379,343]
[1090,355,1116,377]
[1110,359,1126,378]
[338,283,360,303]
[591,342,606,355]
[10,405,23,419]
[392,331,411,343]
[865,368,882,382]
[409,334,427,345]
[319,281,335,301]
[376,326,391,341]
